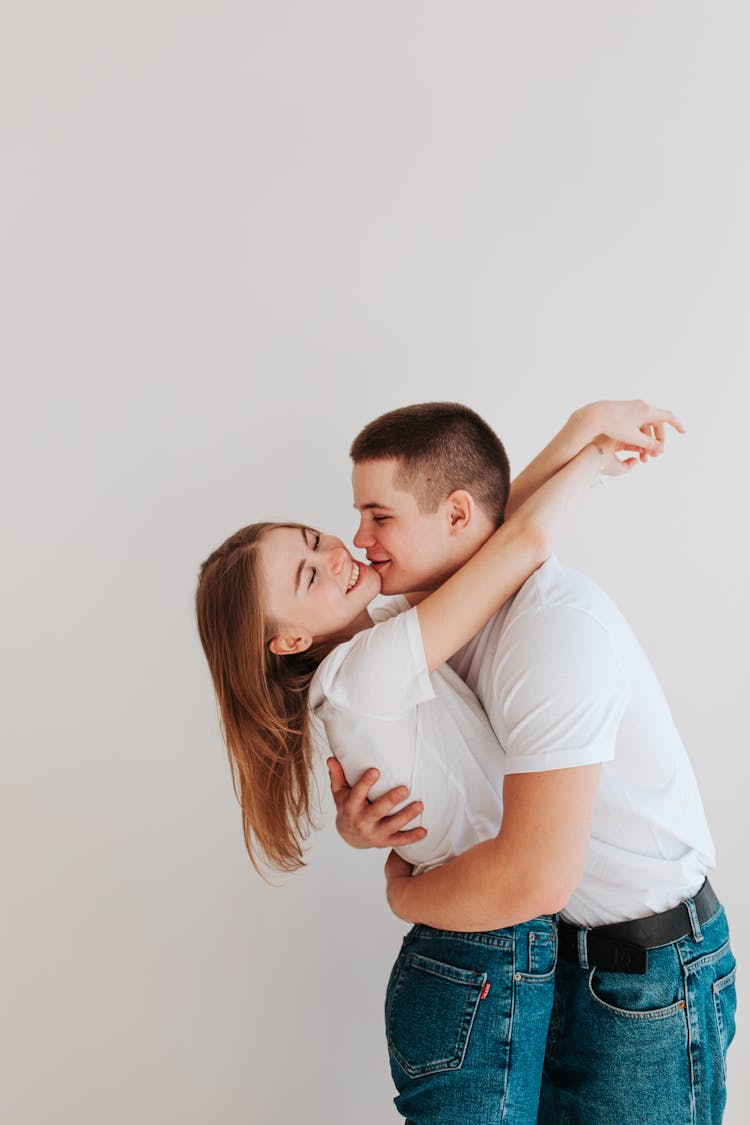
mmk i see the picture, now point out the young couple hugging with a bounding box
[197,400,735,1124]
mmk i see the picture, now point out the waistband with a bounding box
[407,915,557,949]
[558,879,719,974]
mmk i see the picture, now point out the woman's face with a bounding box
[260,526,381,652]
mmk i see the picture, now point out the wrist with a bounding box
[587,441,606,486]
[568,402,603,445]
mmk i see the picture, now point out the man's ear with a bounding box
[268,632,313,656]
[445,489,476,535]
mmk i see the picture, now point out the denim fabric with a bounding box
[539,903,736,1124]
[385,917,557,1124]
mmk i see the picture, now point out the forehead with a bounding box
[259,526,305,585]
[352,458,417,508]
[259,526,318,624]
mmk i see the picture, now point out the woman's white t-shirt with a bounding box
[308,597,505,875]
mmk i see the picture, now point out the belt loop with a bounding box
[577,928,590,969]
[685,896,704,943]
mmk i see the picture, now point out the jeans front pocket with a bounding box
[712,964,737,1078]
[385,951,487,1078]
[586,963,686,1020]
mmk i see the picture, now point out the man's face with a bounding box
[352,459,455,595]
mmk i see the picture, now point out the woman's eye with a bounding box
[306,532,320,587]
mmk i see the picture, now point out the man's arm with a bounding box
[384,605,624,929]
[385,764,601,931]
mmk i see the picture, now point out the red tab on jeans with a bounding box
[480,981,490,1000]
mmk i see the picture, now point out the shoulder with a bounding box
[496,564,628,704]
[514,556,609,613]
[505,559,619,646]
[367,594,411,625]
[312,606,434,720]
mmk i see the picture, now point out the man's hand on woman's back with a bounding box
[327,757,427,849]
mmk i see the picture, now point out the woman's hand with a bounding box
[594,435,640,477]
[506,399,685,518]
[574,400,686,459]
[592,402,685,477]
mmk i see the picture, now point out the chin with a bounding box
[380,574,408,596]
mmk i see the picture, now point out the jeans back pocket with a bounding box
[385,951,487,1078]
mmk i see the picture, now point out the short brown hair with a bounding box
[350,402,511,527]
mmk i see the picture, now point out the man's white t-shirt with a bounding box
[309,602,506,876]
[449,557,716,926]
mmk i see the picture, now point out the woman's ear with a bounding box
[268,632,313,656]
[445,489,475,534]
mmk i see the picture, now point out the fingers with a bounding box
[372,824,427,848]
[637,406,686,459]
[360,792,427,844]
[603,454,637,477]
[346,767,383,810]
[330,762,429,848]
[326,757,349,797]
[651,407,686,434]
[328,759,373,810]
[366,786,411,820]
[379,800,425,833]
[639,406,686,446]
[637,422,660,453]
[597,402,685,478]
[387,826,428,845]
[327,759,383,813]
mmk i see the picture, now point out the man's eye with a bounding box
[313,532,320,548]
[308,567,317,588]
[373,516,390,524]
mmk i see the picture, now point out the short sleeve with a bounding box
[497,606,629,774]
[315,606,434,720]
[367,594,411,625]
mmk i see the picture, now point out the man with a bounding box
[328,401,735,1124]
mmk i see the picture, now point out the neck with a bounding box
[446,523,495,578]
[315,606,374,654]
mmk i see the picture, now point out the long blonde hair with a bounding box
[196,522,329,874]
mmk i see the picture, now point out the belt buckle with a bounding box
[587,933,649,974]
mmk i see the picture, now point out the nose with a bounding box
[327,546,349,575]
[353,518,374,549]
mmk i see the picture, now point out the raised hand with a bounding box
[589,399,685,459]
[588,401,685,476]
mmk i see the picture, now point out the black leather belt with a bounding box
[557,880,719,974]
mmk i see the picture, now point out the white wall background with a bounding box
[2,3,747,1122]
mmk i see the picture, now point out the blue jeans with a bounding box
[385,917,557,1124]
[539,902,737,1124]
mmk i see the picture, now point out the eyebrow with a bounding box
[295,527,309,593]
[354,502,393,511]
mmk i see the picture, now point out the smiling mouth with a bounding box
[346,561,361,592]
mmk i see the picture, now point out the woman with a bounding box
[195,401,677,1124]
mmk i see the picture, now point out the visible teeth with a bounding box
[347,562,360,592]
